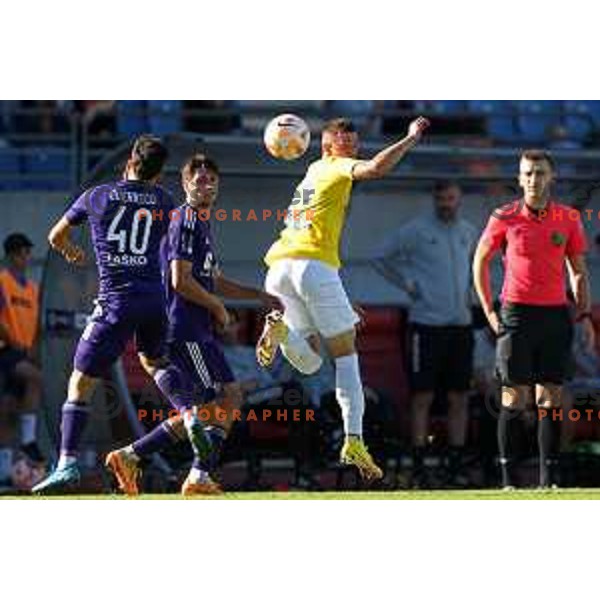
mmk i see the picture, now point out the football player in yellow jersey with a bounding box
[257,115,430,481]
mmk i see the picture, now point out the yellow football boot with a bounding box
[340,437,383,481]
[256,310,288,368]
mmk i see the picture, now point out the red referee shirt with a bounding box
[481,200,588,306]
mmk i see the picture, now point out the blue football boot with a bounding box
[31,463,81,495]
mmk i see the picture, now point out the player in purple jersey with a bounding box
[105,153,281,496]
[32,136,213,495]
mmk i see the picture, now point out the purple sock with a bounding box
[132,420,180,458]
[60,401,91,457]
[153,365,195,411]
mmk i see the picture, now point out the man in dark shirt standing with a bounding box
[473,149,594,489]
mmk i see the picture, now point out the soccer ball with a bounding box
[263,114,310,160]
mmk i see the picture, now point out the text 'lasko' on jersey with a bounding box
[64,180,174,297]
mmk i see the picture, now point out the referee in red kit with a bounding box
[473,149,595,489]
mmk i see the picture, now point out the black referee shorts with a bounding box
[496,302,573,386]
[407,323,474,392]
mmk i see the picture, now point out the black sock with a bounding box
[498,407,522,487]
[538,410,561,487]
[412,446,426,478]
[447,445,464,476]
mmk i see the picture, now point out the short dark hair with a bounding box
[323,118,356,134]
[520,149,555,171]
[130,135,168,181]
[433,179,461,195]
[181,153,220,183]
[4,232,33,256]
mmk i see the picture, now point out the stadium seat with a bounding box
[117,100,148,137]
[0,147,20,172]
[147,100,182,135]
[578,101,600,125]
[430,100,467,114]
[515,100,561,143]
[24,148,69,172]
[22,148,71,190]
[327,100,374,115]
[467,100,518,143]
[239,100,324,134]
[326,100,375,133]
[564,115,593,141]
[563,101,596,140]
[0,147,21,191]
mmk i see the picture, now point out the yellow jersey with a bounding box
[264,156,359,269]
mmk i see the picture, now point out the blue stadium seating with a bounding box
[328,100,374,115]
[117,100,148,136]
[564,115,592,141]
[563,101,597,140]
[0,147,20,172]
[515,100,561,143]
[0,148,21,191]
[327,100,374,132]
[22,148,71,190]
[578,100,600,124]
[148,100,182,135]
[467,101,518,143]
[429,100,467,114]
[24,149,69,173]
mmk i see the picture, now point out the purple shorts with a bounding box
[74,294,167,377]
[167,337,235,402]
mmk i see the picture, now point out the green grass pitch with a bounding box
[4,489,600,500]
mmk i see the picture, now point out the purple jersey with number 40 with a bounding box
[65,180,173,300]
[66,180,174,376]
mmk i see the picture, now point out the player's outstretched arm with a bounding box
[352,116,430,181]
[472,237,499,333]
[214,274,283,311]
[48,216,86,265]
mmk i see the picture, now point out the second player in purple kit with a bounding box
[105,153,282,495]
[165,188,235,396]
